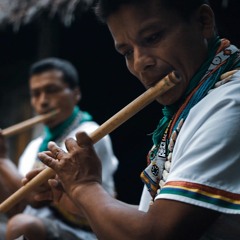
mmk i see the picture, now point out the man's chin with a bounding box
[44,120,57,129]
[156,94,176,106]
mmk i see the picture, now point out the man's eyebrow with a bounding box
[115,23,162,52]
[115,43,127,53]
[114,30,148,52]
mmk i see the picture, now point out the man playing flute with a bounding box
[0,57,119,240]
[30,0,240,239]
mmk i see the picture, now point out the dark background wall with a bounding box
[0,0,239,205]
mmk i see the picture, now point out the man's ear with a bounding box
[197,4,216,39]
[73,88,81,103]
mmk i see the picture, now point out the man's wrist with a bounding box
[70,182,101,205]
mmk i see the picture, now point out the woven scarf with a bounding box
[38,106,92,152]
[152,37,240,145]
[141,37,240,198]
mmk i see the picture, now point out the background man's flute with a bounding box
[0,72,179,213]
[1,109,60,137]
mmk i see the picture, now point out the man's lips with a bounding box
[142,70,176,89]
[39,109,56,115]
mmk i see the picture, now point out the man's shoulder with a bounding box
[61,120,101,143]
[72,120,99,135]
[200,70,240,106]
[25,136,43,149]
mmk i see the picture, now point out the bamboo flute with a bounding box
[0,72,179,213]
[2,109,60,137]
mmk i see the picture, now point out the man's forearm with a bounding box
[0,159,25,216]
[70,183,145,240]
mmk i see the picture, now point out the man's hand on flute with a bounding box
[21,168,54,207]
[22,165,84,216]
[37,131,102,206]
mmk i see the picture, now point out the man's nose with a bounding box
[133,48,156,73]
[39,92,49,107]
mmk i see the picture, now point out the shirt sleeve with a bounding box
[156,73,240,214]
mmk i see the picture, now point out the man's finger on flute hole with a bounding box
[47,141,66,160]
[37,151,60,171]
[75,131,93,147]
[64,137,79,153]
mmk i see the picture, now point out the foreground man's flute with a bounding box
[2,109,60,137]
[0,72,180,213]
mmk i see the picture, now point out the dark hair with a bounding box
[94,0,210,23]
[29,57,79,89]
